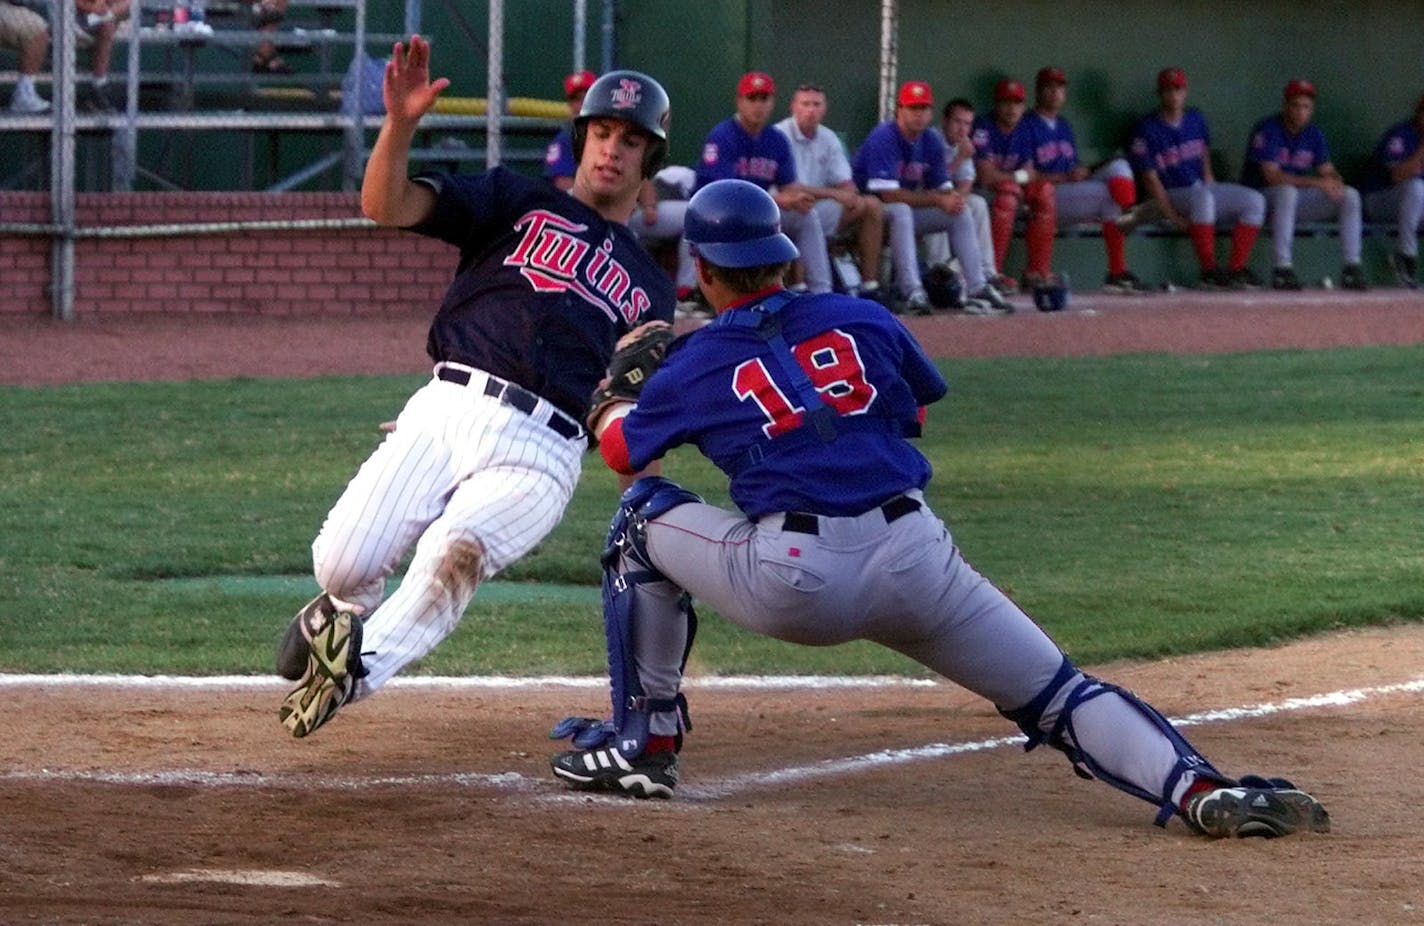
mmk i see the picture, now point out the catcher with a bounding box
[549,178,1331,840]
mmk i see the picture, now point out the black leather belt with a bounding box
[437,366,584,441]
[781,495,921,536]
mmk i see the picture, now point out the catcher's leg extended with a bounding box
[1001,657,1329,836]
[551,477,699,799]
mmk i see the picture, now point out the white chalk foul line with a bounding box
[4,676,1420,800]
[0,673,937,690]
[684,675,1424,799]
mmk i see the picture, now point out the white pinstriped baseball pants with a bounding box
[312,366,586,696]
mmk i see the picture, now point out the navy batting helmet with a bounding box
[573,69,670,178]
[684,179,799,268]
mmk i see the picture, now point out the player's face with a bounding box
[736,92,775,131]
[1160,86,1187,111]
[942,106,973,143]
[1037,83,1066,112]
[1283,95,1314,132]
[896,103,933,138]
[577,118,650,201]
[994,98,1024,127]
[790,90,827,134]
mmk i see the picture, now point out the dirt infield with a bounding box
[3,289,1424,925]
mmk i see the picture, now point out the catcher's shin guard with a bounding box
[601,477,701,757]
[989,183,1020,271]
[1000,657,1229,826]
[1023,180,1057,278]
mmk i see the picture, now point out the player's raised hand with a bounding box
[383,35,451,124]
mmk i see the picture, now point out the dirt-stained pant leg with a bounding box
[315,377,584,698]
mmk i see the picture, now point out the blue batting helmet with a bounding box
[683,179,799,268]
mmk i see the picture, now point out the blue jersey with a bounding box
[1241,115,1332,188]
[543,125,576,183]
[1129,108,1212,189]
[971,115,1037,175]
[1025,112,1081,174]
[409,167,675,422]
[621,290,946,518]
[851,120,950,193]
[1364,118,1424,193]
[696,117,798,191]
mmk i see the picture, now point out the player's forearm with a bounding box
[361,120,432,227]
[876,188,936,209]
[976,161,1013,186]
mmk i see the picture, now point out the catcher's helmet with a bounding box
[683,179,799,269]
[573,69,670,178]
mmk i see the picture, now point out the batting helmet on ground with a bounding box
[574,69,670,178]
[683,179,800,268]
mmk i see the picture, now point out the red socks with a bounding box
[1101,223,1128,277]
[1228,224,1260,272]
[1190,224,1217,271]
[645,734,677,755]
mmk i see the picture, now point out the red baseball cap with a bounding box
[994,78,1026,102]
[1283,78,1316,101]
[563,70,595,99]
[1157,67,1188,91]
[1036,67,1067,89]
[737,72,775,97]
[897,80,933,107]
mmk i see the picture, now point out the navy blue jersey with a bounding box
[695,117,798,191]
[852,120,951,193]
[1241,115,1332,188]
[409,167,675,422]
[621,290,946,518]
[1129,108,1212,189]
[1364,119,1424,194]
[972,115,1037,175]
[1025,112,1081,174]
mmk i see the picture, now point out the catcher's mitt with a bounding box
[587,321,673,433]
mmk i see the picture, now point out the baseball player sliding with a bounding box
[550,178,1331,840]
[274,37,675,738]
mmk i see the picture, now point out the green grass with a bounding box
[1,346,1421,676]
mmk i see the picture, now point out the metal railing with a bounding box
[3,0,599,320]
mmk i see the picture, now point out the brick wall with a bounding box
[0,192,456,318]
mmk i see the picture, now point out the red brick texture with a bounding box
[0,192,456,317]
